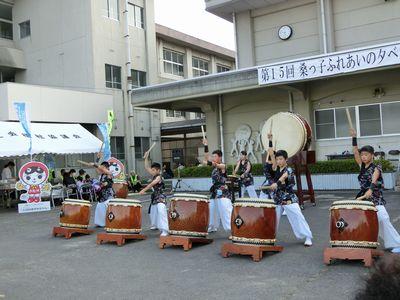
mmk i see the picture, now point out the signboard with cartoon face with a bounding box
[107,157,126,183]
[16,161,51,203]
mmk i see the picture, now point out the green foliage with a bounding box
[174,159,394,178]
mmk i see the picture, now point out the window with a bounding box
[217,65,230,73]
[134,137,150,159]
[315,102,400,140]
[110,137,125,161]
[19,20,31,39]
[128,3,144,29]
[103,0,119,20]
[131,69,146,88]
[0,3,12,40]
[163,49,184,77]
[166,110,183,118]
[195,112,205,119]
[105,64,122,89]
[192,57,209,77]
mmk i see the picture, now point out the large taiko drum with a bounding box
[231,198,276,246]
[261,112,312,158]
[330,200,379,249]
[105,199,142,234]
[168,193,210,238]
[113,182,129,199]
[60,199,91,229]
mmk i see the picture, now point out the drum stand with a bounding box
[52,226,94,239]
[221,243,283,262]
[288,151,316,209]
[323,247,384,267]
[97,232,147,246]
[159,235,213,251]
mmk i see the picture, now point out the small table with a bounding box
[0,182,16,208]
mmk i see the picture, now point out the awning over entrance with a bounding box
[0,121,102,158]
[161,118,206,136]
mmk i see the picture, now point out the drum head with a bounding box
[261,112,306,158]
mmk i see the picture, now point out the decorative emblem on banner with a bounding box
[107,157,125,183]
[16,161,51,203]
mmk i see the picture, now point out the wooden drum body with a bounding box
[60,199,91,229]
[261,112,312,158]
[168,193,210,238]
[330,200,379,249]
[105,199,142,234]
[113,182,129,199]
[231,198,276,246]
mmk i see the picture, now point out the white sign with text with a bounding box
[18,201,51,214]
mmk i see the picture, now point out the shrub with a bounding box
[173,159,394,178]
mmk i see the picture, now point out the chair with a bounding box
[66,184,78,199]
[79,183,94,202]
[50,184,65,207]
[389,150,400,172]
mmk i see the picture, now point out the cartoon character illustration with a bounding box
[107,157,126,183]
[15,161,51,203]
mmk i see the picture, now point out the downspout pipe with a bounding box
[123,0,135,171]
[320,0,328,54]
[232,12,239,69]
[218,94,225,162]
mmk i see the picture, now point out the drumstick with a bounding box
[266,120,274,162]
[77,160,93,167]
[345,108,354,130]
[201,125,206,140]
[143,142,156,158]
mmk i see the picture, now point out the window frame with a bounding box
[134,137,150,159]
[19,20,31,39]
[216,64,230,73]
[314,100,400,141]
[131,69,146,88]
[103,0,120,21]
[105,64,122,89]
[163,48,184,77]
[192,56,209,77]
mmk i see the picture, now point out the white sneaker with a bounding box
[304,237,313,247]
[207,227,217,233]
[391,247,400,253]
[160,231,168,237]
[150,226,157,230]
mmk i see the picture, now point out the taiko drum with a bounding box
[105,198,142,234]
[60,199,91,229]
[113,183,129,199]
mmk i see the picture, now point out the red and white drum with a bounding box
[168,193,210,238]
[105,199,142,234]
[261,112,312,158]
[330,200,379,249]
[60,199,91,229]
[231,198,277,246]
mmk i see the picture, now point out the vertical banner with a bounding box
[98,123,111,161]
[16,161,51,213]
[107,110,114,136]
[13,102,32,157]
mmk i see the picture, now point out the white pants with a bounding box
[377,205,400,249]
[155,203,169,233]
[149,204,158,228]
[209,197,232,231]
[276,203,312,240]
[241,185,258,198]
[94,200,110,227]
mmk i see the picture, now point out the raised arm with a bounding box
[233,160,240,175]
[350,128,362,166]
[267,133,277,170]
[143,151,152,174]
[202,138,210,165]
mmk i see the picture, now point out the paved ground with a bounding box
[1,191,399,300]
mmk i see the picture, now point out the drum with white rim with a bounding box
[231,198,277,246]
[261,112,312,158]
[330,200,379,249]
[60,199,91,229]
[168,193,210,238]
[105,198,142,234]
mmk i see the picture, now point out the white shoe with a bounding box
[207,227,217,233]
[160,231,168,237]
[391,247,400,253]
[304,237,313,247]
[150,226,157,230]
[282,210,287,216]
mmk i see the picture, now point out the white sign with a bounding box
[258,42,400,85]
[18,201,51,214]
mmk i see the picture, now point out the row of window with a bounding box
[315,101,400,140]
[166,110,204,119]
[105,64,146,89]
[102,0,144,29]
[162,48,231,78]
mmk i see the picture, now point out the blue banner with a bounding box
[97,123,111,161]
[14,102,32,155]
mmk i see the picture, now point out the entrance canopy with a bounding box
[0,121,102,158]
